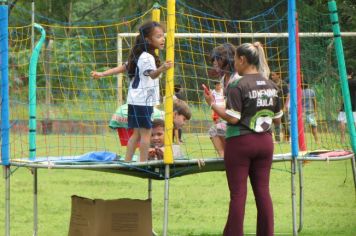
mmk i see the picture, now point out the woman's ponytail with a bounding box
[253,42,270,79]
[236,42,270,79]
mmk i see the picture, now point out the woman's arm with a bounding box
[204,91,239,124]
[211,103,239,124]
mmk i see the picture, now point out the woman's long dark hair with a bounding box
[127,21,163,78]
[210,43,236,73]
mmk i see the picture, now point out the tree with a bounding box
[7,0,356,101]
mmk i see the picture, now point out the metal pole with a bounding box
[351,157,356,196]
[29,24,46,160]
[1,0,10,167]
[328,0,356,191]
[0,0,10,165]
[0,1,10,235]
[45,0,53,123]
[291,159,298,236]
[4,166,10,236]
[297,161,304,232]
[328,1,356,151]
[31,0,35,49]
[148,179,158,236]
[288,0,299,234]
[163,1,174,234]
[148,178,152,199]
[295,14,306,151]
[287,1,298,158]
[164,0,176,165]
[163,165,170,236]
[33,168,38,236]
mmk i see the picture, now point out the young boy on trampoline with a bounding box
[204,42,282,236]
[149,99,191,160]
[148,118,165,160]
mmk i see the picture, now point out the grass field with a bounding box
[1,160,355,235]
[11,103,209,121]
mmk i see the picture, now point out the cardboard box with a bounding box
[68,195,152,236]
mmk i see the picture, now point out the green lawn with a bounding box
[10,103,208,121]
[0,160,355,235]
[2,129,355,235]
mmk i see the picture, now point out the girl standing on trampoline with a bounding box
[124,21,172,162]
[204,42,282,236]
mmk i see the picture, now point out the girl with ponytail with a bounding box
[125,21,173,162]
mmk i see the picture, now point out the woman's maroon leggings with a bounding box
[223,132,274,236]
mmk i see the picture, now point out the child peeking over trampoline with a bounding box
[148,100,191,160]
[148,119,165,160]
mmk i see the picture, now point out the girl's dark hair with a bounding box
[236,42,270,79]
[210,43,235,72]
[127,21,163,78]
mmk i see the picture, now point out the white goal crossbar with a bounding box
[118,32,356,38]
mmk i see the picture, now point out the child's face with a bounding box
[151,126,164,148]
[212,57,223,74]
[271,72,281,83]
[215,83,222,91]
[148,27,165,50]
[174,113,187,129]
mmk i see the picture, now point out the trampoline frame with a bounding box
[3,152,356,236]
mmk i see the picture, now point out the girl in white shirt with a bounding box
[211,81,225,123]
[125,21,172,162]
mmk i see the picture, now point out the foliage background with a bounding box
[8,0,356,70]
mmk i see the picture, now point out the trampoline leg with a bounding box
[291,158,298,236]
[4,166,10,236]
[298,160,304,232]
[163,165,170,236]
[33,168,38,236]
[148,178,152,200]
[148,179,158,236]
[351,157,356,196]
